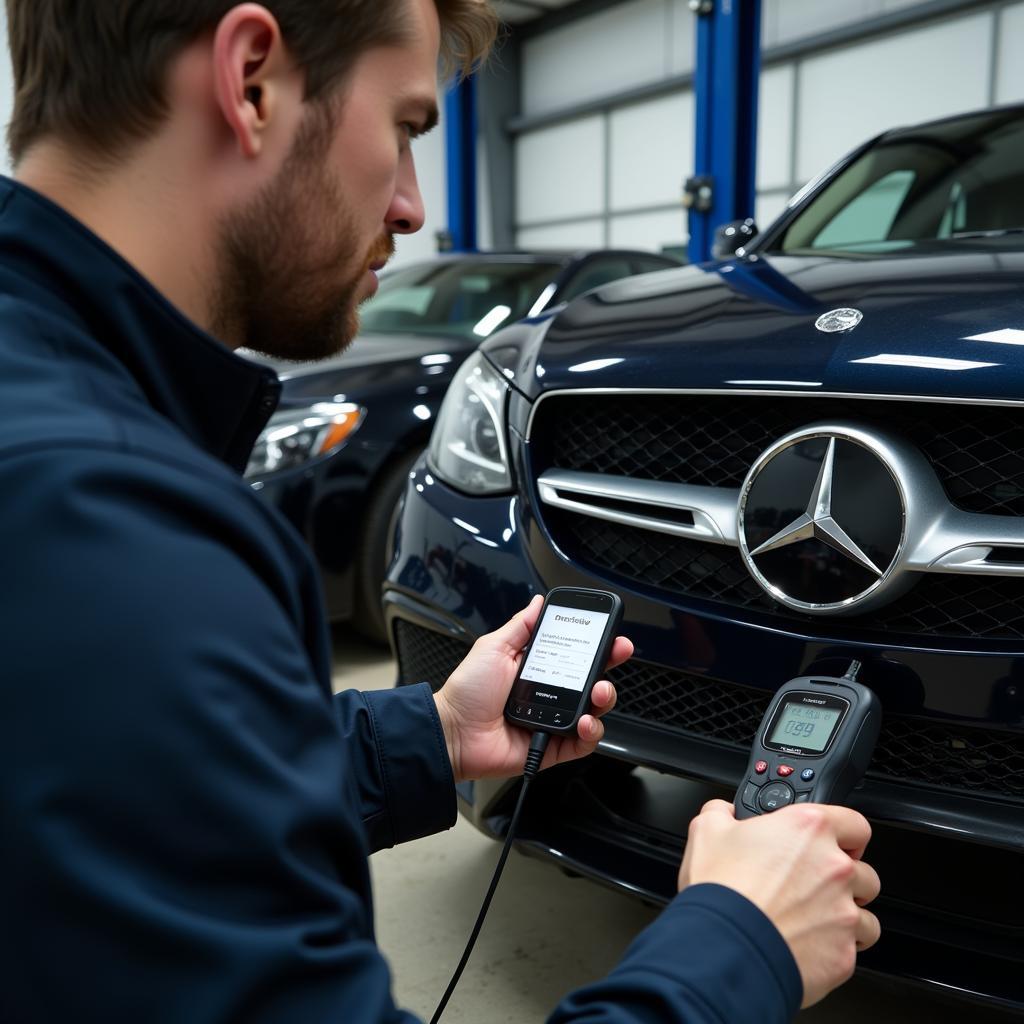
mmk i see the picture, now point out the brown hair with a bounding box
[5,0,498,162]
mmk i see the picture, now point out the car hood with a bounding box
[490,248,1024,401]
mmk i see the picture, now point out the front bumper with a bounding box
[384,463,1024,1012]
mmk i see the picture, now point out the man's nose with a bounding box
[386,164,425,235]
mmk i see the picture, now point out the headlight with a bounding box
[428,352,512,494]
[245,402,364,479]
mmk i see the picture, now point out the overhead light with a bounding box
[964,328,1024,346]
[851,354,998,371]
[473,304,512,337]
[568,358,624,373]
[727,379,823,387]
[413,405,432,421]
[527,283,558,318]
[421,353,453,365]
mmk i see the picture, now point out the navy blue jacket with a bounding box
[0,178,801,1023]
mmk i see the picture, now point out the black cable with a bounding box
[429,731,550,1024]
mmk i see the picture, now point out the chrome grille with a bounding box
[530,393,1024,517]
[554,510,1024,642]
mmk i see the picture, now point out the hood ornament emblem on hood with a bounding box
[815,308,863,333]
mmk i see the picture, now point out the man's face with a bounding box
[214,0,440,360]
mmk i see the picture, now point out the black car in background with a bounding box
[246,249,678,641]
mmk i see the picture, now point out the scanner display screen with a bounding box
[519,605,610,692]
[767,701,842,753]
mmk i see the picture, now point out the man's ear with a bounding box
[212,3,290,159]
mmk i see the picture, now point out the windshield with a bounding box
[772,108,1024,255]
[359,259,562,340]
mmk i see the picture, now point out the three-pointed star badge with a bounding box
[749,438,883,575]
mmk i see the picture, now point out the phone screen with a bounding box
[510,598,612,722]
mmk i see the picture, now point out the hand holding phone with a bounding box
[504,587,624,736]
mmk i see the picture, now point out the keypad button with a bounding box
[741,781,761,810]
[754,760,768,775]
[795,791,812,803]
[800,768,815,782]
[777,764,795,778]
[757,782,795,813]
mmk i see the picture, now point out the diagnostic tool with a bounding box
[735,661,881,819]
[505,587,623,737]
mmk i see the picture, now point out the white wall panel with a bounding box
[796,14,993,183]
[755,191,792,231]
[668,0,697,76]
[517,219,605,251]
[996,3,1024,103]
[0,14,13,173]
[516,116,605,225]
[475,136,493,251]
[757,64,794,191]
[522,0,668,117]
[763,0,931,48]
[609,208,686,250]
[609,92,693,211]
[392,118,447,267]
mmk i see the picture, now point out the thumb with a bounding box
[487,594,543,656]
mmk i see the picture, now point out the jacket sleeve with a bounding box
[547,884,802,1023]
[333,685,457,853]
[2,449,427,1024]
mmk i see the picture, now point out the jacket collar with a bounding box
[0,176,281,472]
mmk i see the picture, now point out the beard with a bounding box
[212,103,393,362]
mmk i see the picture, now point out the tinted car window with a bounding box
[360,260,561,340]
[774,110,1024,254]
[560,258,635,302]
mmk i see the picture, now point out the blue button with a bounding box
[801,768,815,782]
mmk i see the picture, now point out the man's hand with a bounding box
[434,595,633,782]
[678,800,881,1009]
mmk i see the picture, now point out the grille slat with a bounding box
[393,621,1024,802]
[532,394,1024,516]
[532,394,1024,643]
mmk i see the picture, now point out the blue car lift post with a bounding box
[687,0,762,264]
[445,76,478,253]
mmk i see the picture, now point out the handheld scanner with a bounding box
[735,662,881,820]
[504,587,623,738]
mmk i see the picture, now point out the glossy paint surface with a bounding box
[485,245,1024,402]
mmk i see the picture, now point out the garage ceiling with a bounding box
[493,0,580,25]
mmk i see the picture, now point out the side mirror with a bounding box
[712,218,758,259]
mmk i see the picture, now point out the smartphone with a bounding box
[504,587,624,737]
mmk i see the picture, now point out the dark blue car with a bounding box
[385,104,1024,1011]
[245,249,677,641]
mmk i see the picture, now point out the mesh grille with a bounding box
[531,393,1024,516]
[554,512,1024,642]
[394,620,469,692]
[392,621,1024,802]
[610,659,1024,802]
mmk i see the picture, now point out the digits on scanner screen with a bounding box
[768,702,841,753]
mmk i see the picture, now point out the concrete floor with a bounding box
[333,627,1016,1023]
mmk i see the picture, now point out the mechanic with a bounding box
[0,2,880,1022]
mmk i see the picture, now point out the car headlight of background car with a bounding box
[428,352,512,494]
[245,402,365,479]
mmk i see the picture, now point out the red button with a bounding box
[754,760,768,775]
[777,765,795,777]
